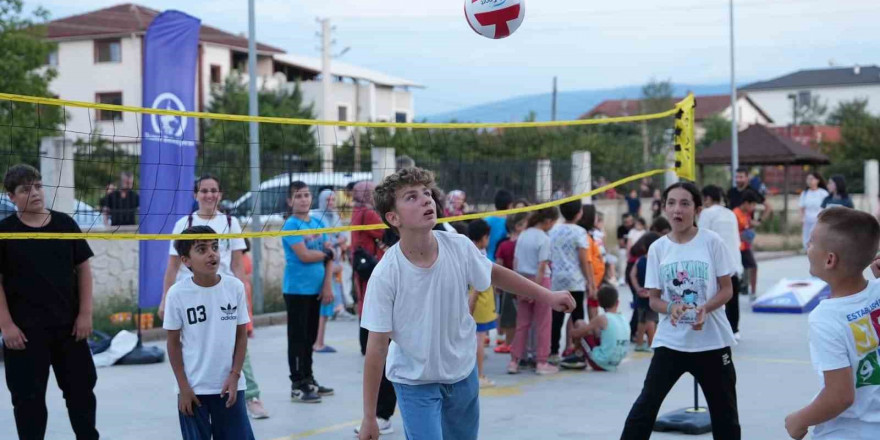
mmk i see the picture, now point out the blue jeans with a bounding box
[392,368,479,440]
[178,391,255,440]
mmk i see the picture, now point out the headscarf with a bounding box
[312,189,340,227]
[352,180,375,208]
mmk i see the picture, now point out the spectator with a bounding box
[625,189,641,216]
[98,183,115,222]
[821,174,853,209]
[650,189,662,220]
[799,172,829,250]
[445,190,469,217]
[639,178,654,198]
[103,171,139,226]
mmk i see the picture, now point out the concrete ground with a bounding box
[1,255,825,439]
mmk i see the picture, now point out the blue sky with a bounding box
[33,0,880,117]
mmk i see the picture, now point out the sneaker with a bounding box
[561,347,576,357]
[479,376,496,388]
[291,383,321,403]
[307,378,334,396]
[335,310,358,321]
[494,343,511,354]
[495,338,504,346]
[559,354,587,370]
[507,360,520,374]
[354,417,394,435]
[634,343,652,352]
[548,354,561,365]
[535,362,559,375]
[734,332,741,341]
[313,345,337,353]
[246,398,270,419]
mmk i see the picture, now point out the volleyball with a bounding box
[464,0,525,40]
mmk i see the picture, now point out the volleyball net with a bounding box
[0,91,694,240]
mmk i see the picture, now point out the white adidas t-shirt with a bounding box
[808,281,880,439]
[645,229,737,352]
[361,231,493,385]
[163,276,250,394]
[169,213,247,283]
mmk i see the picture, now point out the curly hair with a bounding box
[373,167,438,231]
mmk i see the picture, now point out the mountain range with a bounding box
[421,83,732,123]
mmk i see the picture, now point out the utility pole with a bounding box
[551,76,558,121]
[247,0,263,313]
[729,0,739,186]
[319,18,334,173]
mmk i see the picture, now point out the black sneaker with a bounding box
[308,378,334,396]
[560,354,587,370]
[291,382,321,403]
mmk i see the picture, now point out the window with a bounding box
[337,105,349,131]
[47,50,58,67]
[797,90,811,107]
[96,92,123,121]
[94,39,122,63]
[210,65,222,84]
[395,112,408,123]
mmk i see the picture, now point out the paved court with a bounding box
[0,256,829,439]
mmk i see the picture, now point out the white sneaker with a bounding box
[246,398,270,419]
[354,418,394,435]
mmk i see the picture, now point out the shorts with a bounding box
[320,302,335,317]
[605,253,619,265]
[499,290,518,329]
[636,299,659,324]
[476,321,497,333]
[741,249,757,269]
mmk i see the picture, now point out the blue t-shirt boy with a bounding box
[282,215,327,294]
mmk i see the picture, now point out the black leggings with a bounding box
[621,347,740,440]
[551,291,585,355]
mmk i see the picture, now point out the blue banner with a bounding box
[138,11,201,308]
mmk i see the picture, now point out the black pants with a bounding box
[625,261,638,340]
[359,324,397,419]
[551,291,585,355]
[726,275,740,334]
[285,294,320,385]
[3,325,99,440]
[621,347,740,440]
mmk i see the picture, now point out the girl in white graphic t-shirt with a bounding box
[621,182,740,440]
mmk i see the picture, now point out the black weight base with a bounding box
[654,407,712,435]
[116,344,165,365]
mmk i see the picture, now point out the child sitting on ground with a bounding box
[560,286,630,372]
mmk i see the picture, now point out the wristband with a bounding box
[666,302,675,315]
[230,370,241,377]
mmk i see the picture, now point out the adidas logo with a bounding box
[220,303,238,321]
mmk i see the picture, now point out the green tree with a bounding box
[822,99,880,192]
[698,114,732,152]
[201,74,316,200]
[0,0,64,168]
[640,79,675,166]
[795,95,828,125]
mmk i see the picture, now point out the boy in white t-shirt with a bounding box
[357,168,575,440]
[164,226,254,440]
[785,207,880,440]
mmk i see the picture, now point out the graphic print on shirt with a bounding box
[660,260,709,325]
[847,299,880,388]
[220,303,239,321]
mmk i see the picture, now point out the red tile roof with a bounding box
[698,124,830,165]
[581,94,772,123]
[47,3,284,54]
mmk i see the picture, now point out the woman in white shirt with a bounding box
[799,172,829,251]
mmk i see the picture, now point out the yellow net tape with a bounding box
[0,93,695,240]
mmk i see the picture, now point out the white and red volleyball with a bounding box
[464,0,525,40]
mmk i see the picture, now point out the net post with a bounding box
[40,136,75,216]
[536,159,552,202]
[571,151,591,205]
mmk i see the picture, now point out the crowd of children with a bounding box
[3,161,880,440]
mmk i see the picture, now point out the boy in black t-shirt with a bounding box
[0,164,99,439]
